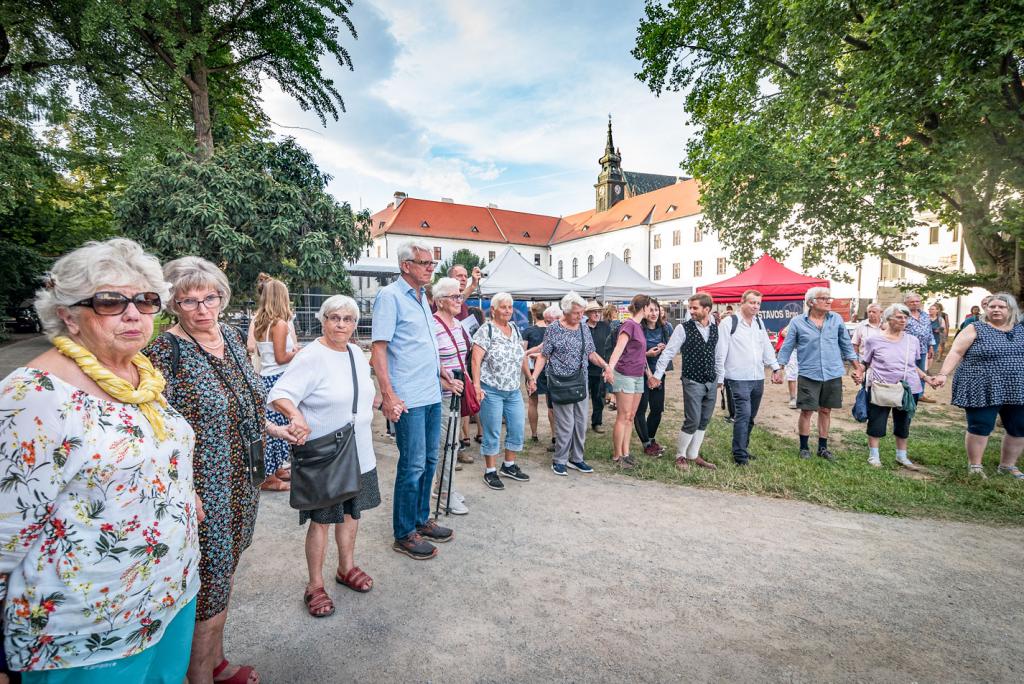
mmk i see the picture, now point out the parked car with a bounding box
[14,301,42,333]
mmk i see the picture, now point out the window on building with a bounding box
[694,260,703,277]
[653,234,662,249]
[587,255,594,272]
[672,230,681,246]
[881,253,906,281]
[534,253,541,266]
[653,265,662,281]
[623,248,631,265]
[951,224,959,242]
[717,257,727,275]
[558,260,564,279]
[672,262,680,279]
[929,225,940,244]
[572,258,579,278]
[433,246,442,261]
[694,225,703,242]
[549,254,553,266]
[488,250,496,261]
[376,245,382,257]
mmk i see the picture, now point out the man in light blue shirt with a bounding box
[778,287,863,461]
[372,240,458,560]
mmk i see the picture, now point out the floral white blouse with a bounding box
[0,368,200,671]
[472,322,525,391]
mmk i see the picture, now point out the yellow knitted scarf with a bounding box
[53,335,170,441]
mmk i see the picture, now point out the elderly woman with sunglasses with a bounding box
[145,256,296,684]
[0,239,200,682]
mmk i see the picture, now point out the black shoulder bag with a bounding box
[546,325,588,405]
[288,345,362,511]
[181,325,266,488]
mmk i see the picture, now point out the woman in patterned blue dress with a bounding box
[936,292,1024,479]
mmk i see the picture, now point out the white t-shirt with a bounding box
[256,320,298,377]
[267,339,376,474]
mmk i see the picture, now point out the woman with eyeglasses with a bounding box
[0,239,200,680]
[145,256,296,684]
[251,277,301,492]
[268,295,381,618]
[936,292,1024,480]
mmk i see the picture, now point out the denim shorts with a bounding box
[612,373,645,394]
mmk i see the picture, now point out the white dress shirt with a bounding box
[715,315,781,384]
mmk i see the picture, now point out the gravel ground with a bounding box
[225,418,1024,683]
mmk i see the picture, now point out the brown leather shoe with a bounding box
[260,474,290,491]
[693,457,717,470]
[457,452,475,464]
[918,395,937,403]
[674,456,689,471]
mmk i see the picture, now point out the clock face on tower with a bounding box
[614,185,622,195]
[598,186,606,197]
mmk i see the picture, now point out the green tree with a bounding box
[634,0,1024,298]
[116,138,370,298]
[435,248,486,282]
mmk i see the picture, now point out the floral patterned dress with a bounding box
[0,367,200,672]
[145,327,263,621]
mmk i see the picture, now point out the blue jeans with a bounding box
[727,379,764,463]
[393,402,441,539]
[480,382,525,456]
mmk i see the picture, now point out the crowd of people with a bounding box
[0,235,1020,680]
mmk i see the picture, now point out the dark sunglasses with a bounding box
[72,291,162,316]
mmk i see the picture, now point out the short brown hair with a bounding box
[689,293,713,309]
[741,289,763,303]
[628,293,653,314]
[531,301,547,322]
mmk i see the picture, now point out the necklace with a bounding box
[178,323,224,350]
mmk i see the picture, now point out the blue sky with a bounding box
[261,0,696,217]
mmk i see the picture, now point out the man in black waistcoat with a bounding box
[650,293,721,470]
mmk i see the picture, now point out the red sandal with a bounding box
[303,586,336,617]
[213,659,260,684]
[336,566,373,593]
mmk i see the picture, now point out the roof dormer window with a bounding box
[667,205,677,213]
[582,225,590,232]
[622,214,631,221]
[420,221,430,228]
[470,225,479,232]
[522,231,530,238]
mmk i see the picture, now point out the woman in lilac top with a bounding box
[607,294,659,468]
[861,303,939,470]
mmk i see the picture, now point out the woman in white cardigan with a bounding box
[268,295,380,619]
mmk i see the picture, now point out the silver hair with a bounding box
[560,290,586,314]
[316,294,360,324]
[866,302,883,312]
[163,256,232,317]
[882,303,911,323]
[397,240,432,264]
[433,277,460,299]
[543,305,562,322]
[35,238,170,341]
[986,292,1021,323]
[804,286,831,308]
[490,292,514,311]
[902,291,923,303]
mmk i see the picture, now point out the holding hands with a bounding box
[770,369,783,384]
[647,375,661,389]
[929,374,946,389]
[602,366,614,384]
[382,393,407,423]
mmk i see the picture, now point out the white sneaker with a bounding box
[868,458,882,468]
[788,397,798,409]
[446,497,469,515]
[432,490,466,503]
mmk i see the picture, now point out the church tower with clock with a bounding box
[594,116,626,212]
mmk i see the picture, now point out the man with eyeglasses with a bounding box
[778,287,863,461]
[372,241,460,560]
[903,292,936,403]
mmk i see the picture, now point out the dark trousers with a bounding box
[722,382,737,419]
[728,379,764,463]
[588,373,606,427]
[635,380,666,445]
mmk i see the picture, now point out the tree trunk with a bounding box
[189,57,214,161]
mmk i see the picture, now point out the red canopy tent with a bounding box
[697,254,829,303]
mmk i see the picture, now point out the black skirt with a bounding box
[299,467,381,525]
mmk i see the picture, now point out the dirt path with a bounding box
[225,415,1024,682]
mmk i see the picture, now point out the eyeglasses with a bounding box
[72,291,162,316]
[326,315,357,325]
[815,297,834,302]
[442,294,463,301]
[175,294,223,311]
[404,259,437,268]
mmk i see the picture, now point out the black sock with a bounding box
[799,434,809,450]
[818,437,828,451]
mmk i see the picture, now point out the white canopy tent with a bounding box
[477,247,597,300]
[571,255,693,302]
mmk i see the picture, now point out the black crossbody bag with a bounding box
[176,326,266,488]
[288,344,362,511]
[546,325,588,404]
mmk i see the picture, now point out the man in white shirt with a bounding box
[851,303,884,356]
[715,290,784,466]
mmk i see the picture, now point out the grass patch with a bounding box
[575,416,1024,526]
